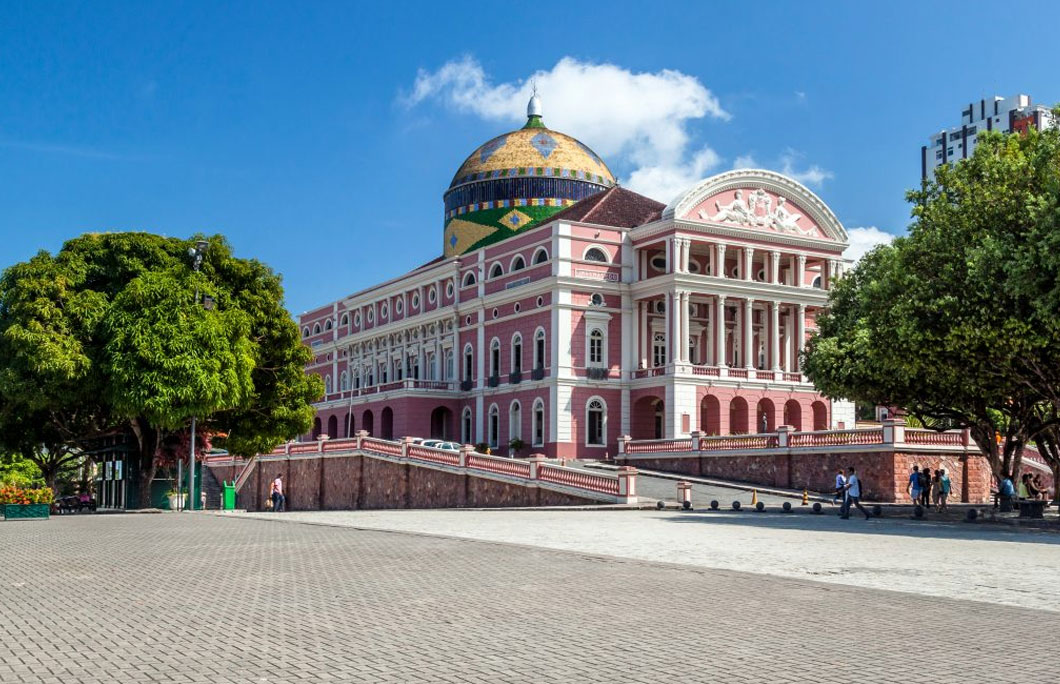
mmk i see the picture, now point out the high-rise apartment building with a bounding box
[921,94,1056,179]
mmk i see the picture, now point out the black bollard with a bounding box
[732,500,741,511]
[755,501,765,512]
[710,500,719,510]
[782,501,792,512]
[812,502,822,514]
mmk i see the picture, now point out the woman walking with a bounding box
[938,469,952,511]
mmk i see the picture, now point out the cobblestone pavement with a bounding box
[237,508,1060,611]
[2,514,1057,684]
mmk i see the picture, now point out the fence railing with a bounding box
[619,420,971,456]
[249,432,636,503]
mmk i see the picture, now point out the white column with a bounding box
[682,238,692,274]
[744,247,754,281]
[796,304,806,372]
[771,251,781,284]
[639,300,648,368]
[663,292,672,365]
[716,244,727,278]
[679,291,690,363]
[715,296,727,368]
[782,307,792,371]
[743,298,754,369]
[665,237,674,273]
[771,301,781,371]
[796,255,806,288]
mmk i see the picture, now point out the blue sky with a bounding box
[2,1,1057,315]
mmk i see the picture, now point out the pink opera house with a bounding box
[297,95,853,458]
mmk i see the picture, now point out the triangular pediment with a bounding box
[662,169,847,243]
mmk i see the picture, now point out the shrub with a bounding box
[0,486,54,505]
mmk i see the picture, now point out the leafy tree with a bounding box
[0,233,322,507]
[805,115,1060,484]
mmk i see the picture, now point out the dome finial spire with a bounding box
[525,81,544,128]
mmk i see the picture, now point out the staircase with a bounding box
[200,466,224,510]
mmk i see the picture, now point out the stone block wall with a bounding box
[617,449,993,503]
[238,453,599,511]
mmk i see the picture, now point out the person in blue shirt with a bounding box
[833,468,846,505]
[907,465,922,504]
[937,469,952,511]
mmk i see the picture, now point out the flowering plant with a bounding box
[0,486,54,505]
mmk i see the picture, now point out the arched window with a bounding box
[509,400,522,442]
[488,404,500,448]
[534,328,546,370]
[489,262,504,279]
[340,371,349,391]
[532,398,545,446]
[584,247,609,263]
[511,333,523,374]
[586,397,606,446]
[324,375,332,395]
[462,271,476,288]
[533,247,549,265]
[340,313,349,327]
[313,323,322,335]
[653,332,666,367]
[510,255,526,272]
[812,275,822,289]
[325,319,333,331]
[463,344,474,381]
[489,338,501,377]
[588,328,605,367]
[302,327,310,338]
[462,408,473,444]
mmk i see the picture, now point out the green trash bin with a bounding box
[222,481,236,510]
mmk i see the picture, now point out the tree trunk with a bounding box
[130,418,162,509]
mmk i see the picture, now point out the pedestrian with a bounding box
[1027,474,1044,501]
[840,466,871,520]
[931,469,942,509]
[918,466,931,507]
[907,465,921,505]
[833,468,847,505]
[270,475,285,512]
[1018,473,1030,500]
[1032,474,1048,501]
[938,469,951,511]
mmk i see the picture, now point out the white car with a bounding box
[421,440,460,452]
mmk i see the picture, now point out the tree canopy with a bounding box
[804,114,1060,483]
[0,232,322,505]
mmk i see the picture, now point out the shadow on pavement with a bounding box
[662,509,1060,545]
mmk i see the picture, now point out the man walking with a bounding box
[907,465,922,504]
[833,468,847,505]
[840,467,871,520]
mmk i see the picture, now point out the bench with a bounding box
[1018,499,1047,519]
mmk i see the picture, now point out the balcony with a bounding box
[487,374,500,388]
[460,379,473,391]
[531,366,546,381]
[586,367,609,380]
[509,370,523,384]
[319,379,457,403]
[631,364,807,383]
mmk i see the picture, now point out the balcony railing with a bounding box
[460,379,474,391]
[487,374,500,388]
[531,367,546,381]
[619,420,971,456]
[586,367,609,380]
[509,370,523,384]
[631,364,807,383]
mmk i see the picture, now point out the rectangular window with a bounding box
[533,407,544,446]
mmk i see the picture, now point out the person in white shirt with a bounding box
[840,467,871,520]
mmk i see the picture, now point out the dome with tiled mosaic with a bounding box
[443,94,616,256]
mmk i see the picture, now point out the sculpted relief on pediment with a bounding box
[697,188,815,237]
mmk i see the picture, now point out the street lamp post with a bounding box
[188,240,208,511]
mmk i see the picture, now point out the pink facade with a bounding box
[296,169,853,459]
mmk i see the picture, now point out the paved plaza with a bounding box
[1,513,1058,683]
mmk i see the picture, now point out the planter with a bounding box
[167,493,186,511]
[2,503,51,520]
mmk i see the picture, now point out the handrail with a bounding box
[700,433,779,450]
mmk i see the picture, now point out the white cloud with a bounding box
[403,56,730,203]
[844,226,895,262]
[732,154,757,169]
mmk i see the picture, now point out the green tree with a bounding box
[0,233,322,507]
[804,116,1060,484]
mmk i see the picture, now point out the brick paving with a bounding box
[1,514,1056,683]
